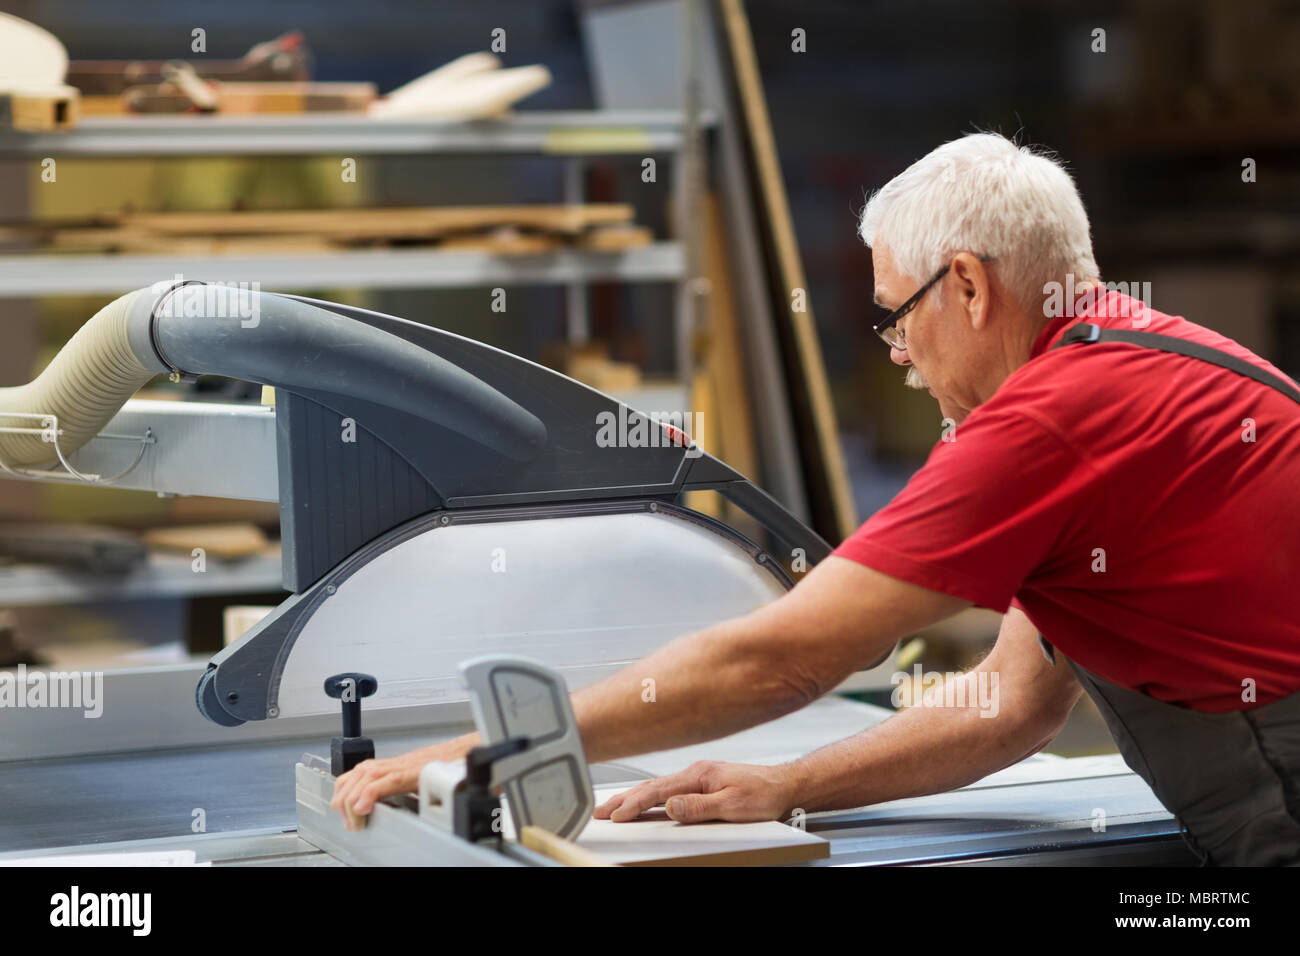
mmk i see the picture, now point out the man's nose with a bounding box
[889,345,910,367]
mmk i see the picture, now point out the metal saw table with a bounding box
[0,283,1192,867]
[0,693,1192,866]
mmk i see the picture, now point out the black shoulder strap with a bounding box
[1052,322,1300,406]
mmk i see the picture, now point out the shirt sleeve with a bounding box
[832,407,1100,612]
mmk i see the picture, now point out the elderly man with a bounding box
[333,133,1300,866]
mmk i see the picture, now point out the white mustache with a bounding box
[904,365,929,390]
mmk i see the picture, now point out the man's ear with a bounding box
[952,252,992,331]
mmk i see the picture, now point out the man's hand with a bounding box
[330,735,475,830]
[593,760,801,825]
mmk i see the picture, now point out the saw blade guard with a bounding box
[200,501,792,723]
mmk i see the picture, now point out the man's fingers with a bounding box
[664,790,734,823]
[343,801,366,831]
[330,771,360,812]
[330,760,375,811]
[592,777,674,819]
[330,759,391,828]
[607,773,708,822]
[351,771,404,816]
[592,792,627,819]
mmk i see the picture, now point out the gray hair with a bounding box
[859,133,1099,310]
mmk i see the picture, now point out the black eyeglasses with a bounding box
[872,256,993,351]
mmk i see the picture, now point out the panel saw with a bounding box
[0,280,1192,866]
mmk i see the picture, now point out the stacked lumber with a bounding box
[0,89,78,131]
[0,12,80,131]
[0,205,653,256]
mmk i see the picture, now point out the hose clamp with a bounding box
[148,278,206,383]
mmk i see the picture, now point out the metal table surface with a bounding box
[0,696,1185,865]
[0,727,653,854]
[807,771,1192,865]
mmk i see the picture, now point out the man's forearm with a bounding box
[570,613,814,765]
[425,559,967,772]
[785,671,1057,813]
[421,613,812,767]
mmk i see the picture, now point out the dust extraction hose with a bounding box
[0,289,154,471]
[0,281,545,472]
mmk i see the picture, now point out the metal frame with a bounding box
[0,111,712,158]
[295,759,556,867]
[0,399,277,500]
[580,0,811,523]
[0,411,153,483]
[0,244,686,298]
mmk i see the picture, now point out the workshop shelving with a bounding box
[0,243,686,297]
[0,549,283,606]
[0,109,706,607]
[0,110,711,158]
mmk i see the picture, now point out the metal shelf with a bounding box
[0,110,708,158]
[0,549,284,606]
[0,242,684,296]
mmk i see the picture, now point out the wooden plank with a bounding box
[17,206,647,254]
[519,825,615,867]
[700,192,759,480]
[123,204,635,239]
[503,786,827,866]
[0,88,79,132]
[369,64,552,122]
[222,605,273,646]
[683,192,761,527]
[578,223,653,250]
[48,230,337,255]
[569,786,828,866]
[439,228,560,255]
[6,206,646,255]
[684,365,720,518]
[141,522,269,560]
[718,0,858,541]
[124,82,377,116]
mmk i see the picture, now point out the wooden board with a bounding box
[369,60,551,121]
[578,223,653,250]
[0,14,79,130]
[123,204,635,239]
[509,786,828,867]
[439,227,560,255]
[222,605,273,646]
[8,205,645,255]
[699,193,758,480]
[141,522,269,559]
[719,0,858,541]
[122,81,377,116]
[0,88,78,131]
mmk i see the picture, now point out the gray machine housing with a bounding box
[144,284,839,727]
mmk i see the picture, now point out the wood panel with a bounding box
[718,0,859,541]
[507,786,829,867]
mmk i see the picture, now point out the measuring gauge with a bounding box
[460,655,595,840]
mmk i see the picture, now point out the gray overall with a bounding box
[1038,323,1300,866]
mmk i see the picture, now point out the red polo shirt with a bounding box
[833,291,1300,712]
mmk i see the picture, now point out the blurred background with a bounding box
[1,0,1296,754]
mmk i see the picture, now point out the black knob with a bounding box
[324,672,377,738]
[324,672,378,776]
